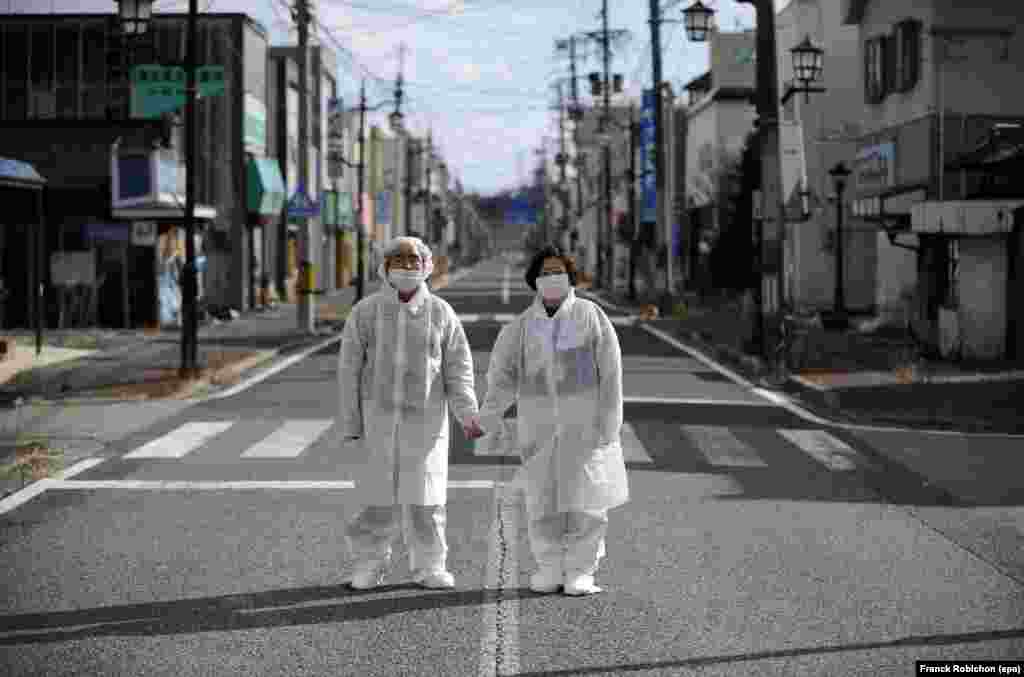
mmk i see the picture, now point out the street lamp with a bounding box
[117,0,152,35]
[681,0,715,42]
[827,161,851,330]
[790,35,825,103]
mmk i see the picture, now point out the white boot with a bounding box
[349,561,386,590]
[413,569,456,589]
[563,572,602,596]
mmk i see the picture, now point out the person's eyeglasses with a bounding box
[390,255,423,269]
[537,270,566,278]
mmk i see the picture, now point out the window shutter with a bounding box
[883,34,898,96]
[902,20,922,91]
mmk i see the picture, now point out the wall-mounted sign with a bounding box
[130,64,226,119]
[244,93,267,156]
[132,221,158,246]
[854,141,895,193]
[50,251,95,286]
[640,88,657,224]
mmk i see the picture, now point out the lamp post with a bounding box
[682,0,825,359]
[116,0,200,377]
[828,161,851,329]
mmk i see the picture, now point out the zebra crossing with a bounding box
[114,418,872,474]
[457,313,636,326]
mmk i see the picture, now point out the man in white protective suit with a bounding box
[337,236,484,590]
[479,245,629,596]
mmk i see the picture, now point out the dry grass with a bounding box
[84,350,264,399]
[0,441,64,483]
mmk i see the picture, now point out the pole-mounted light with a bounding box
[682,0,715,43]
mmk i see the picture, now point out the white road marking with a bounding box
[683,425,767,467]
[459,314,482,323]
[778,429,864,471]
[123,421,235,459]
[0,478,56,515]
[502,265,511,304]
[623,396,770,406]
[621,422,654,463]
[241,419,333,458]
[54,457,106,479]
[45,479,495,491]
[208,333,342,400]
[478,482,520,677]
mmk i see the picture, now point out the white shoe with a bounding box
[563,573,602,596]
[413,569,455,589]
[349,563,385,590]
[529,567,563,594]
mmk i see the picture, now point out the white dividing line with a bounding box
[46,479,496,491]
[623,396,771,406]
[241,419,333,458]
[123,421,235,459]
[621,422,654,463]
[459,314,482,323]
[682,425,767,467]
[502,265,511,304]
[54,457,106,479]
[478,482,520,677]
[208,333,343,400]
[778,429,864,471]
[639,323,834,426]
[0,478,56,516]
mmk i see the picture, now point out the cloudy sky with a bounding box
[10,0,788,195]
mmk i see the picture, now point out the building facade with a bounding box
[0,13,282,330]
[843,0,1024,359]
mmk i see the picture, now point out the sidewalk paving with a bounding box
[586,284,1024,435]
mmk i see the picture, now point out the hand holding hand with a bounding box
[462,415,485,440]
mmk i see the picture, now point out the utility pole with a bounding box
[628,104,638,301]
[425,130,433,248]
[570,36,583,258]
[355,80,367,301]
[600,0,611,290]
[405,139,414,237]
[647,0,671,314]
[295,0,315,333]
[394,43,406,238]
[556,81,570,245]
[180,0,199,376]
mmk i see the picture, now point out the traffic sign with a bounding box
[130,64,227,119]
[287,184,320,219]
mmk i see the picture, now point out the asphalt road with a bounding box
[1,256,1022,676]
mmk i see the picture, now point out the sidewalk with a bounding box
[585,284,1024,435]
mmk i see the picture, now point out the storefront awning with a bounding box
[247,157,286,216]
[0,156,46,189]
[112,200,217,221]
[911,199,1024,235]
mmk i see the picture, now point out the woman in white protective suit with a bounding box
[337,236,484,590]
[479,245,629,596]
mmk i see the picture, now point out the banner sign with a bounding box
[375,191,391,225]
[640,89,657,224]
[244,93,267,156]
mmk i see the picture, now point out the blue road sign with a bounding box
[287,183,320,219]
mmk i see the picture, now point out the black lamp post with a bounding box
[828,161,851,329]
[117,0,152,35]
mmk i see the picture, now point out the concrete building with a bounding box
[776,0,881,316]
[842,0,1024,360]
[0,12,282,330]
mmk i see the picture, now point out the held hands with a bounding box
[462,415,485,440]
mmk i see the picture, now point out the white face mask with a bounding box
[536,273,570,302]
[389,270,425,293]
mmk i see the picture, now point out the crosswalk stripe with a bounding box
[458,314,635,326]
[241,419,334,458]
[621,422,654,463]
[682,425,768,467]
[123,422,235,459]
[777,429,862,471]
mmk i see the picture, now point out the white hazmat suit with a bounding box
[337,238,478,588]
[479,287,629,594]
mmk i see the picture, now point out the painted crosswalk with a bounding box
[112,418,868,475]
[458,313,636,326]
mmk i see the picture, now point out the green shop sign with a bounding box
[130,64,227,119]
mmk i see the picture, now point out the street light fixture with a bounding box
[789,35,825,103]
[826,161,851,330]
[117,0,152,35]
[681,0,715,42]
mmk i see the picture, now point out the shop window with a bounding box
[4,24,28,120]
[81,22,106,86]
[30,25,54,118]
[895,19,922,92]
[55,24,80,118]
[864,36,885,104]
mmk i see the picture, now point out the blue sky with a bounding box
[10,0,787,195]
